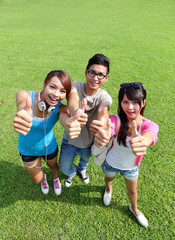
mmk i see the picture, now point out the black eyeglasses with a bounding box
[120,82,143,89]
[87,69,107,80]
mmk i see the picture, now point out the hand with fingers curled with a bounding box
[129,120,147,157]
[94,118,111,148]
[13,96,33,136]
[90,106,108,135]
[90,119,104,136]
[64,98,88,140]
[65,109,82,140]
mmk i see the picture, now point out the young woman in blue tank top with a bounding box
[13,70,81,196]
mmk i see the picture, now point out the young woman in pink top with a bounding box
[93,83,159,227]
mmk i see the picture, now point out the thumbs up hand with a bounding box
[90,106,108,135]
[129,120,147,156]
[65,98,88,139]
[13,95,33,136]
[94,118,111,148]
[65,108,82,139]
[76,98,88,127]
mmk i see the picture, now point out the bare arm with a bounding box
[67,91,80,116]
[16,90,31,111]
[97,102,110,117]
[58,105,70,129]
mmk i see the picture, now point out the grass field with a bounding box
[0,0,175,239]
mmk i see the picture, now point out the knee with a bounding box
[59,158,68,174]
[60,161,74,176]
[60,165,69,176]
[59,159,64,172]
[32,176,43,185]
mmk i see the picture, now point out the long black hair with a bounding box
[117,83,146,146]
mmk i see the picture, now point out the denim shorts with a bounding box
[102,161,139,181]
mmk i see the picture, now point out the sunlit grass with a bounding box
[0,0,174,239]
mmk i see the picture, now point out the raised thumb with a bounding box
[80,98,87,112]
[131,120,139,138]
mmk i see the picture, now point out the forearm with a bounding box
[59,106,70,129]
[97,103,110,128]
[67,92,79,116]
[142,132,154,146]
[16,90,30,111]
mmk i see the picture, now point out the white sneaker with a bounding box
[53,177,61,195]
[80,171,89,184]
[65,176,74,188]
[129,205,148,227]
[103,188,112,206]
[41,174,49,194]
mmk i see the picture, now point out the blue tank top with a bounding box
[18,91,62,156]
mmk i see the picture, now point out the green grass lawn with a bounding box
[0,0,174,239]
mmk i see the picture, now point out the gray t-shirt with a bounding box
[63,81,112,148]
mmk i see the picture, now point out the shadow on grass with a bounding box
[0,160,104,208]
[0,160,133,219]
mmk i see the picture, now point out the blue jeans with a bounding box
[59,139,91,177]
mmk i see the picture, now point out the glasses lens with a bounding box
[98,73,106,80]
[88,70,106,80]
[88,70,95,77]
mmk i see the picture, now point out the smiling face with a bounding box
[121,94,145,121]
[43,76,67,106]
[84,64,109,95]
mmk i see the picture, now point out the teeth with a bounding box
[91,82,98,85]
[50,96,57,101]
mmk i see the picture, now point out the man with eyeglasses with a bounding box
[59,54,112,187]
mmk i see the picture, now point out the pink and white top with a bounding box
[108,115,159,168]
